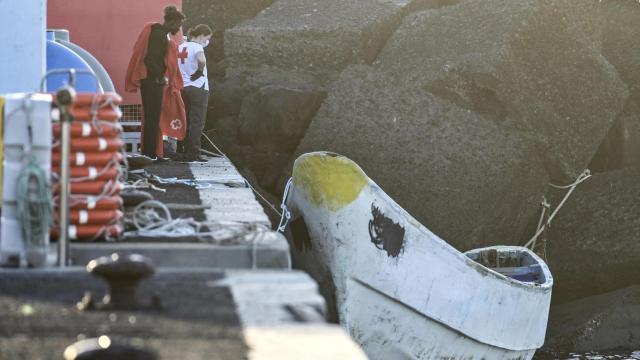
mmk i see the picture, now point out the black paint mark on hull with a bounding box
[369,204,405,258]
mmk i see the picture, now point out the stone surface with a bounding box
[0,269,245,360]
[545,166,640,303]
[375,0,629,181]
[542,286,640,353]
[237,85,326,152]
[182,0,276,63]
[224,0,408,85]
[624,99,640,166]
[294,65,549,250]
[596,1,640,167]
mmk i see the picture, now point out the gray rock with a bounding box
[208,67,321,125]
[543,286,640,353]
[560,0,640,169]
[545,166,640,303]
[237,84,326,152]
[224,0,409,85]
[182,0,276,63]
[375,0,629,181]
[597,2,640,167]
[624,99,640,166]
[294,65,549,250]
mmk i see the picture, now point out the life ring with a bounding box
[67,209,123,225]
[51,224,123,240]
[71,93,122,107]
[69,107,122,122]
[52,165,120,181]
[53,122,122,138]
[53,180,123,196]
[52,152,123,167]
[70,195,123,210]
[52,138,125,152]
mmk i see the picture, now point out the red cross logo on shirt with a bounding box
[178,47,188,64]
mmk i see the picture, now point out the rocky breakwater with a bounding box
[294,0,627,250]
[191,0,638,355]
[203,0,461,195]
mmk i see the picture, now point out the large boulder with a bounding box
[182,0,276,64]
[624,99,640,166]
[294,65,549,250]
[560,0,640,169]
[237,84,326,152]
[374,0,629,181]
[541,286,640,353]
[597,1,640,167]
[545,166,640,303]
[224,0,410,85]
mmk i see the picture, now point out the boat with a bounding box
[285,151,553,360]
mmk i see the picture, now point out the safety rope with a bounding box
[201,133,284,218]
[277,178,293,233]
[525,169,592,250]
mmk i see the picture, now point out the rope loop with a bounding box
[277,178,293,233]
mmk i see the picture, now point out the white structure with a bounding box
[0,0,46,93]
[1,94,52,266]
[287,152,553,360]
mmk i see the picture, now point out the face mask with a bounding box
[203,40,210,47]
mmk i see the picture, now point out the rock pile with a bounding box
[183,0,640,353]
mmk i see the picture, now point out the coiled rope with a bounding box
[124,200,285,269]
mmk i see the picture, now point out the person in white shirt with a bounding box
[176,24,212,162]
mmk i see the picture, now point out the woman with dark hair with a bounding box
[176,24,213,162]
[125,5,186,160]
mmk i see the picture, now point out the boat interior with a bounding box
[465,248,548,285]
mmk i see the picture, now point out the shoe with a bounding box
[178,154,208,163]
[194,156,208,163]
[176,154,196,163]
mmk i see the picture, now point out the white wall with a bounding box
[0,0,46,93]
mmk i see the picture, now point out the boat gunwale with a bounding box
[293,152,553,292]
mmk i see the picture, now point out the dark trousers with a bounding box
[140,78,164,157]
[179,85,209,158]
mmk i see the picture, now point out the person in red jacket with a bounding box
[125,5,186,160]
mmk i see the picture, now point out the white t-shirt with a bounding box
[177,41,208,91]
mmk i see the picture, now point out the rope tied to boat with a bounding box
[277,178,293,233]
[525,169,592,251]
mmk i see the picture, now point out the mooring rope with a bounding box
[277,178,293,233]
[525,169,592,250]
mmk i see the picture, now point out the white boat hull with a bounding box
[287,152,553,360]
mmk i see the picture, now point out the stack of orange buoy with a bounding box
[51,93,126,241]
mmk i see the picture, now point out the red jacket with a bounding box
[125,23,186,156]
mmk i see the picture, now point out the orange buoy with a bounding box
[52,138,124,152]
[55,181,123,195]
[70,196,123,210]
[71,93,123,107]
[68,209,123,225]
[53,122,121,138]
[52,152,123,167]
[69,107,121,122]
[50,224,123,240]
[52,165,120,181]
